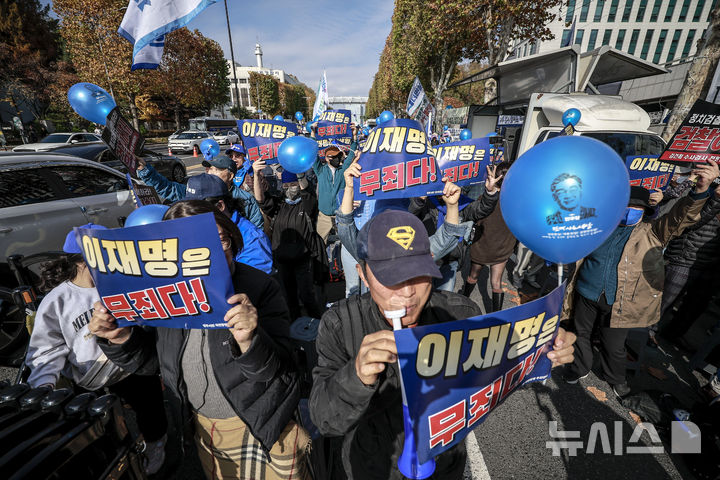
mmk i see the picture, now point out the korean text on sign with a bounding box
[237,119,299,165]
[76,213,234,329]
[394,282,566,464]
[355,118,444,201]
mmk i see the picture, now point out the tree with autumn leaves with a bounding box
[367,0,561,127]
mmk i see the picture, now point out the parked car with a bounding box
[167,130,212,154]
[12,132,102,152]
[49,143,187,182]
[0,152,136,364]
[213,129,239,145]
[168,129,183,141]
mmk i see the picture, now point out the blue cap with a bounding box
[357,210,441,286]
[281,170,298,184]
[226,144,246,156]
[63,223,108,254]
[185,173,229,199]
[201,155,237,173]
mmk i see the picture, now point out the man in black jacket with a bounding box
[309,209,576,480]
[660,182,720,340]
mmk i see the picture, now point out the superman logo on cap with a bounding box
[386,226,415,250]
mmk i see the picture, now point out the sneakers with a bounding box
[509,272,523,289]
[612,383,631,399]
[563,370,589,384]
[144,433,167,475]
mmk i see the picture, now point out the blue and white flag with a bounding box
[131,35,165,70]
[312,71,329,122]
[406,77,427,118]
[119,0,216,70]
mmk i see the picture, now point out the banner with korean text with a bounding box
[237,119,299,165]
[315,109,353,155]
[354,119,443,201]
[394,282,566,464]
[76,213,234,329]
[660,99,720,165]
[434,138,498,187]
[625,156,676,191]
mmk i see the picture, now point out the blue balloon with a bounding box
[443,125,449,131]
[125,204,169,227]
[445,105,454,109]
[562,108,581,127]
[67,83,116,125]
[486,132,499,137]
[459,128,472,140]
[278,136,318,174]
[295,111,304,121]
[305,123,312,133]
[362,126,370,136]
[500,136,629,264]
[378,110,394,124]
[200,138,220,159]
[273,115,284,121]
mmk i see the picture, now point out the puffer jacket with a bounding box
[664,186,720,269]
[562,193,706,329]
[98,262,299,451]
[309,291,481,480]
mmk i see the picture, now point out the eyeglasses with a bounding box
[326,154,341,160]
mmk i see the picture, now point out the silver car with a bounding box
[168,130,213,154]
[213,130,240,145]
[12,132,103,152]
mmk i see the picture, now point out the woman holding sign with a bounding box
[89,201,310,480]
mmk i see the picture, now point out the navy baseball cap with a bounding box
[357,210,441,287]
[63,223,108,254]
[226,144,246,156]
[185,173,229,199]
[202,155,237,173]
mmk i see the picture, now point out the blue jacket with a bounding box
[137,166,264,228]
[313,142,357,216]
[232,211,273,274]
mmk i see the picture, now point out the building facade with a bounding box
[511,0,714,64]
[221,43,302,115]
[328,96,369,123]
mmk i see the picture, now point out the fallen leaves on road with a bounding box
[587,386,607,402]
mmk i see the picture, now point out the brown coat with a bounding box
[561,194,707,329]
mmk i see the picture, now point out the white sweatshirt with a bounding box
[26,281,129,390]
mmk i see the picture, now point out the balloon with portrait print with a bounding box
[67,83,117,125]
[124,204,169,227]
[278,135,318,174]
[500,136,629,264]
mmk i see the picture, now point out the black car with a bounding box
[47,143,187,182]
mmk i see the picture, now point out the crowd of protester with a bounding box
[19,121,720,480]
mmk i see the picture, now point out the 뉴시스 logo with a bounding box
[546,418,702,456]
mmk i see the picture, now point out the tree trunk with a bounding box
[174,106,181,131]
[126,93,140,131]
[662,7,720,141]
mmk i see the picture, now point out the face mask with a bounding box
[285,185,300,200]
[619,207,644,226]
[328,157,342,168]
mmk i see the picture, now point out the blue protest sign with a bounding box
[237,119,299,165]
[315,109,352,154]
[394,282,566,464]
[75,213,234,329]
[355,118,444,201]
[433,138,495,187]
[625,155,676,191]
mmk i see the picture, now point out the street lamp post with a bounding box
[223,0,241,116]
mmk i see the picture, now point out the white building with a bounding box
[328,96,369,123]
[220,43,302,115]
[511,0,714,64]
